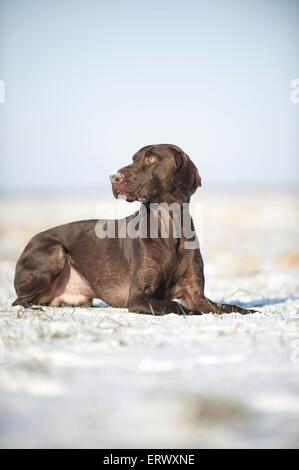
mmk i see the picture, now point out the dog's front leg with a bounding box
[178,282,256,315]
[127,297,203,316]
[174,245,257,314]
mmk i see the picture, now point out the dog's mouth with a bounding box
[111,182,150,203]
[116,193,135,203]
[114,191,148,203]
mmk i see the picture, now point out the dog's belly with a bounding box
[67,235,132,308]
[38,260,95,307]
[96,282,130,308]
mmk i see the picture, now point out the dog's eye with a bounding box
[145,155,158,165]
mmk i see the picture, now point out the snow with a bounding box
[0,190,299,448]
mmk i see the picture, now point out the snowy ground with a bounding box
[0,189,299,448]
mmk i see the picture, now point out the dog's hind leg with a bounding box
[12,236,67,306]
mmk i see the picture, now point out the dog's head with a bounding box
[110,144,201,203]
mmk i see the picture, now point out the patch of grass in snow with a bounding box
[190,395,251,426]
[20,357,51,375]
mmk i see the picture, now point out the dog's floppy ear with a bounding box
[172,147,201,200]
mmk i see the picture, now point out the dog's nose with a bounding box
[109,172,124,184]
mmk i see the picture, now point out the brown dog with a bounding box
[13,144,255,315]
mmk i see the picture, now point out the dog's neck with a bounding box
[137,199,193,243]
[160,191,190,205]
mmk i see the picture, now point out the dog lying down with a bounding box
[13,144,256,315]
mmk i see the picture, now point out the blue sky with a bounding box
[0,0,298,191]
